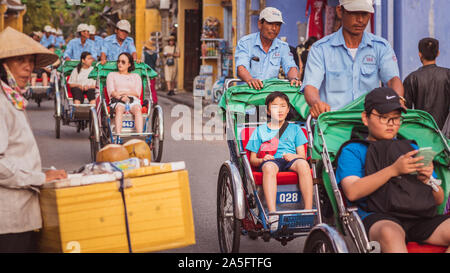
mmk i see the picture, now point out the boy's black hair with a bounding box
[418,38,439,61]
[265,91,290,107]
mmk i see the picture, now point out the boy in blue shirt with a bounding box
[336,87,450,253]
[246,92,313,229]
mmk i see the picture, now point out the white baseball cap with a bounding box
[259,7,284,24]
[77,24,90,33]
[88,25,96,35]
[44,25,52,33]
[116,19,131,33]
[339,0,375,13]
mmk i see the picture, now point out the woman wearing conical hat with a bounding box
[0,27,67,253]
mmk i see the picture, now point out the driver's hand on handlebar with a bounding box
[290,78,302,88]
[247,78,263,90]
[310,101,331,119]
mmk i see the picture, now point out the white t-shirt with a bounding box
[348,48,358,60]
[68,66,96,87]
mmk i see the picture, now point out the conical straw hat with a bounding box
[0,27,58,68]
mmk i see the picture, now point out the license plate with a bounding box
[277,191,301,204]
[122,120,135,128]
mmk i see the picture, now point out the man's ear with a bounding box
[336,6,343,20]
[257,20,263,31]
[362,111,369,127]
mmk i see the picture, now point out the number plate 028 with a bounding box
[277,191,301,204]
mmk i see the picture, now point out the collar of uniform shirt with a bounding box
[330,28,374,49]
[255,32,281,53]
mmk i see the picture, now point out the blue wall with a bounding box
[393,0,450,79]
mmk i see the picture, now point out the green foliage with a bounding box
[23,0,108,36]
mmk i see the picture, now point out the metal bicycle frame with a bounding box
[223,79,320,234]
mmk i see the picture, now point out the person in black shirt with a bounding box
[403,38,450,130]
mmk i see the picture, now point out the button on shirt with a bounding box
[63,38,98,60]
[101,34,136,61]
[235,32,298,80]
[302,28,400,110]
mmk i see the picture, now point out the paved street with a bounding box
[28,93,305,253]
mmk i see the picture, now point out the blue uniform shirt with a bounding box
[246,123,307,158]
[55,36,66,48]
[40,34,55,48]
[235,32,298,81]
[63,38,98,60]
[302,28,400,110]
[101,34,136,61]
[91,36,104,53]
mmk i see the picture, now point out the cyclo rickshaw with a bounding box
[217,79,334,253]
[218,79,450,253]
[54,60,95,139]
[88,61,164,163]
[302,95,450,253]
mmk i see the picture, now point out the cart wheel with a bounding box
[303,229,341,253]
[151,108,164,162]
[89,108,101,162]
[217,164,241,253]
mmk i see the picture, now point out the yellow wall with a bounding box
[144,9,162,43]
[135,0,146,59]
[0,5,25,32]
[202,0,225,82]
[177,0,199,90]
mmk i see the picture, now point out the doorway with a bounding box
[183,9,202,91]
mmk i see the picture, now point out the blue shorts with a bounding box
[259,158,301,172]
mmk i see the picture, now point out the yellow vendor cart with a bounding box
[39,161,195,253]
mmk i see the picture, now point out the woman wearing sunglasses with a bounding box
[106,52,143,134]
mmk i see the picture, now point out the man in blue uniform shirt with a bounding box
[64,24,97,60]
[303,0,405,118]
[89,25,103,59]
[100,20,139,64]
[235,7,300,90]
[40,25,55,48]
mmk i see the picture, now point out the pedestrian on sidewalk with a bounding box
[0,27,67,253]
[403,38,450,130]
[163,36,179,96]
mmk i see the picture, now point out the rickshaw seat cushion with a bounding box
[241,126,306,186]
[406,242,446,253]
[66,76,89,99]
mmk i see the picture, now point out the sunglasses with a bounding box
[118,60,128,65]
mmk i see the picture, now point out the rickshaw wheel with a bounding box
[303,229,339,253]
[151,109,163,162]
[217,164,241,253]
[89,109,101,162]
